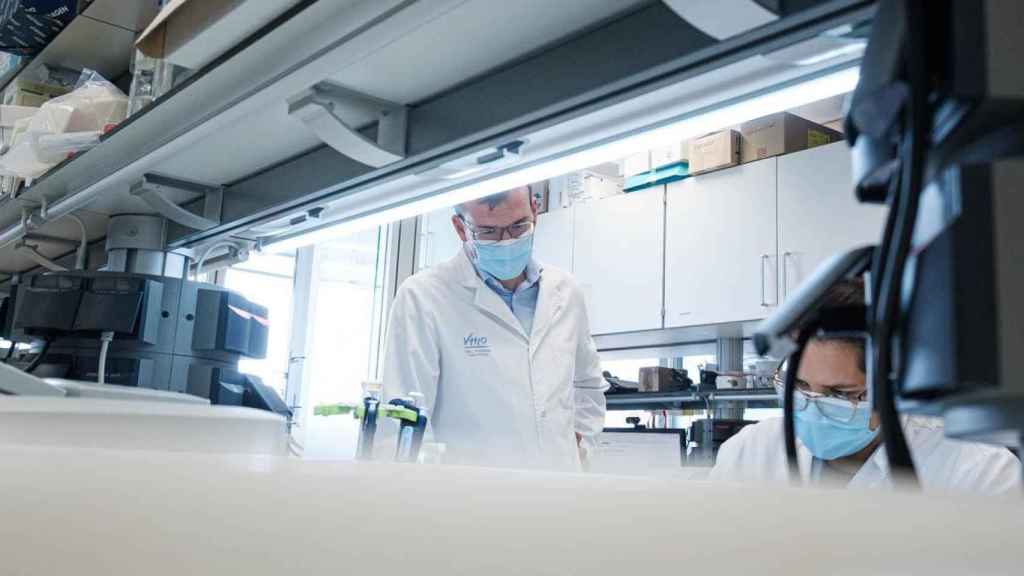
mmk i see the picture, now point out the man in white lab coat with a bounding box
[382,186,607,470]
[710,280,1021,494]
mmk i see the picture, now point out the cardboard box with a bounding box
[137,0,298,70]
[688,130,741,175]
[2,80,70,108]
[823,118,845,134]
[739,112,843,163]
[639,367,691,393]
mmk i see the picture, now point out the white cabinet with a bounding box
[777,142,888,301]
[415,143,884,336]
[533,207,574,272]
[665,158,779,327]
[573,189,664,334]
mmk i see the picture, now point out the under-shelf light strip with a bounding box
[268,66,860,251]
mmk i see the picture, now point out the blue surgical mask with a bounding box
[795,397,879,460]
[470,232,534,281]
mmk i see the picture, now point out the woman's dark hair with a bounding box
[818,278,867,373]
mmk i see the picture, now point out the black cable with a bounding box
[3,341,15,364]
[24,340,51,374]
[870,0,930,484]
[869,174,901,308]
[784,329,813,482]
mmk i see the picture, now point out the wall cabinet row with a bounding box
[417,142,888,336]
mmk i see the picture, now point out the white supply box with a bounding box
[549,170,624,207]
[650,141,686,169]
[622,150,651,177]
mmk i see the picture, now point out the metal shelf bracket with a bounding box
[287,81,407,168]
[130,174,224,231]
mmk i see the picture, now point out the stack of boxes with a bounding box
[619,111,843,192]
[687,112,843,175]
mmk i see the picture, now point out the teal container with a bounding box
[624,161,689,192]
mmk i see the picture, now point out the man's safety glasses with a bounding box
[460,218,535,245]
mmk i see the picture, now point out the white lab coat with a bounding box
[709,417,1021,494]
[381,251,607,470]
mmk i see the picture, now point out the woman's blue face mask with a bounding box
[794,392,879,460]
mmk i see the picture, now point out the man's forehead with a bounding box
[464,189,532,224]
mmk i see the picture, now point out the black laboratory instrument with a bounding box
[687,418,756,467]
[756,0,1024,485]
[5,270,289,418]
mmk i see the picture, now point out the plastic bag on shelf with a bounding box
[0,69,126,179]
[0,129,102,179]
[28,68,128,134]
[0,104,37,144]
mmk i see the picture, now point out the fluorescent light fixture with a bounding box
[440,165,490,180]
[267,66,860,252]
[416,141,525,180]
[794,42,866,66]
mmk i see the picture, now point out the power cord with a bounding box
[24,340,52,374]
[193,241,245,282]
[783,329,812,483]
[869,0,929,485]
[97,331,115,385]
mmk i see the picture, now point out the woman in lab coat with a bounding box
[709,280,1021,494]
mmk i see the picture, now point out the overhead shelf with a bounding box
[0,0,874,280]
[605,388,780,411]
[0,0,662,271]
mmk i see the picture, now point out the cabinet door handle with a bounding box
[760,254,770,307]
[782,252,793,301]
